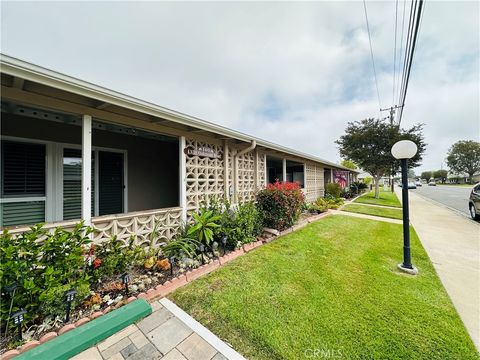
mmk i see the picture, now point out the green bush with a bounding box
[0,223,92,329]
[87,236,143,282]
[222,201,263,248]
[325,182,342,198]
[309,198,329,213]
[256,181,305,231]
[326,197,344,209]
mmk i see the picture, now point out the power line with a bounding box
[395,0,407,114]
[397,0,424,125]
[362,0,382,116]
[392,0,399,105]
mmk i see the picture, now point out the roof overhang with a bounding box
[0,53,358,172]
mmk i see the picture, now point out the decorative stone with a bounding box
[39,332,57,343]
[20,341,41,353]
[58,324,76,335]
[75,317,90,327]
[127,296,137,303]
[90,311,103,320]
[2,349,20,359]
[397,264,419,275]
[130,284,139,292]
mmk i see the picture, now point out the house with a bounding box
[0,54,357,246]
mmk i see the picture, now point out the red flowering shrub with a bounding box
[93,258,102,269]
[256,181,305,231]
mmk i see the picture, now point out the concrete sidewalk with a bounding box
[397,188,480,350]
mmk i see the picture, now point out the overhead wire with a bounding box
[362,0,382,117]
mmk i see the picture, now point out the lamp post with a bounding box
[391,140,418,275]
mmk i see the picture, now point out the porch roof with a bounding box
[0,53,357,173]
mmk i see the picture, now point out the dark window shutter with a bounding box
[1,141,46,197]
[99,151,124,216]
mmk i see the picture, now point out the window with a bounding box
[0,140,46,227]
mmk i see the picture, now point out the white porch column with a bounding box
[282,158,287,183]
[82,115,92,225]
[264,154,267,186]
[179,136,187,223]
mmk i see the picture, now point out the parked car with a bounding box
[428,181,436,186]
[407,182,416,189]
[415,181,422,187]
[469,183,480,220]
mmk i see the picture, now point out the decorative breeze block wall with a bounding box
[93,207,182,247]
[185,138,225,210]
[305,163,325,202]
[236,150,256,202]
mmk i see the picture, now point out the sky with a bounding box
[1,1,478,174]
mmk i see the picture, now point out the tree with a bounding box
[408,169,416,179]
[446,140,480,184]
[336,118,426,198]
[433,169,448,183]
[421,171,433,183]
[340,159,357,170]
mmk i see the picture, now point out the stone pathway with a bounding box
[71,299,245,360]
[330,210,403,224]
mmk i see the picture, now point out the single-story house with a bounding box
[0,54,357,246]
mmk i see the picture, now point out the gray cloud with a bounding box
[1,1,478,173]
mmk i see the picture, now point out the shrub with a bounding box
[256,181,305,231]
[326,198,344,209]
[325,182,342,198]
[0,223,92,329]
[221,201,263,248]
[86,236,143,282]
[309,198,329,213]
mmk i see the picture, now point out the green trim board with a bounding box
[16,299,152,360]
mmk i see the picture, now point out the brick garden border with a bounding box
[1,210,332,360]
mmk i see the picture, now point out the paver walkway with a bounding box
[72,298,245,360]
[331,209,403,224]
[395,188,480,351]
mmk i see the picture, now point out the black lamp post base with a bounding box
[397,263,418,275]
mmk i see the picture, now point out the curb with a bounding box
[13,299,151,360]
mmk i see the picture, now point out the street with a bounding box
[412,185,473,217]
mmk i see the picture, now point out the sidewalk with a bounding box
[72,298,245,360]
[396,188,480,350]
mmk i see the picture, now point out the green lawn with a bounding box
[170,216,477,360]
[354,190,402,208]
[342,203,403,220]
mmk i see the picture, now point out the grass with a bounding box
[342,203,403,220]
[354,189,402,208]
[170,216,478,360]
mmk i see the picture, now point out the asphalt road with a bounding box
[412,185,473,216]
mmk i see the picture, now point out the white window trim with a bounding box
[1,135,128,222]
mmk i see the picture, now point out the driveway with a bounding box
[396,188,480,350]
[413,185,473,216]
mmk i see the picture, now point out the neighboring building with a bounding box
[0,54,357,246]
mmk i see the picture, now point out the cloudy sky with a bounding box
[1,1,478,173]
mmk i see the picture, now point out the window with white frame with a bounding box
[0,140,47,227]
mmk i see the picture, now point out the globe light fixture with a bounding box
[391,140,418,275]
[391,140,418,160]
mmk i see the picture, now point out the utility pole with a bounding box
[380,105,403,192]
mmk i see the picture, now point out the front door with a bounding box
[98,151,124,216]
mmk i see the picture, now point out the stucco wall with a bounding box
[1,114,179,212]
